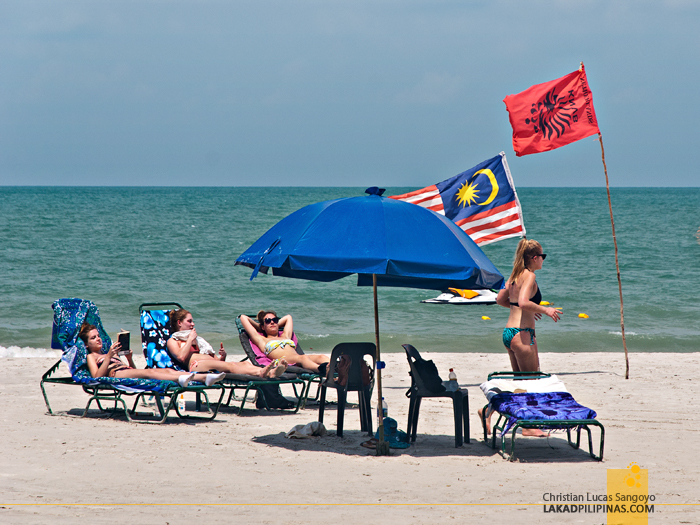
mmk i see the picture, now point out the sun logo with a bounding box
[456,181,479,207]
[624,462,643,488]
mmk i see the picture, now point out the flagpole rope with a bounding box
[598,132,630,379]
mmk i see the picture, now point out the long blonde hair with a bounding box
[508,238,542,284]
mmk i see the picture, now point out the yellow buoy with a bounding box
[481,316,491,320]
[578,313,589,319]
[540,301,551,306]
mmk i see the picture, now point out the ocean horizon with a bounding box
[1,186,698,357]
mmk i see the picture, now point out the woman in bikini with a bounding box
[166,309,288,379]
[239,310,329,375]
[81,323,225,386]
[497,238,560,371]
[480,238,561,435]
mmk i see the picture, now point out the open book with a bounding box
[117,329,130,356]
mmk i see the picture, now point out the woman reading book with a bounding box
[166,309,288,379]
[81,323,225,386]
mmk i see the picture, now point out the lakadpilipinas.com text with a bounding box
[542,493,655,514]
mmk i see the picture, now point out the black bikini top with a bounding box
[510,285,542,307]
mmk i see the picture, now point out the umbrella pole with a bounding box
[373,274,389,455]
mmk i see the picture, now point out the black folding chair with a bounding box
[318,342,376,438]
[403,343,469,447]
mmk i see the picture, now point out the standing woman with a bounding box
[480,238,560,436]
[497,238,560,371]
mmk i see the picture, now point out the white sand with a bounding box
[1,352,699,524]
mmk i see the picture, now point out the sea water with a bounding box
[1,187,698,357]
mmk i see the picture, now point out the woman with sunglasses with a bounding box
[480,238,561,436]
[166,309,288,378]
[240,311,330,374]
[497,238,560,371]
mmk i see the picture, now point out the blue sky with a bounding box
[1,1,698,187]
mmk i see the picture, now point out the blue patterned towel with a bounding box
[52,298,176,394]
[140,309,182,370]
[490,392,597,436]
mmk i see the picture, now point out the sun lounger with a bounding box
[234,315,322,407]
[139,303,305,415]
[480,371,605,461]
[43,298,225,423]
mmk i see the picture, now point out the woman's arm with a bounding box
[279,314,293,339]
[166,329,198,362]
[496,284,511,308]
[240,315,268,349]
[124,349,136,368]
[217,343,227,362]
[87,343,120,378]
[518,272,560,322]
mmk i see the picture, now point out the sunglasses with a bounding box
[263,317,280,325]
[534,253,547,260]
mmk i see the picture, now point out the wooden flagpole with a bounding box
[597,131,630,379]
[579,62,629,378]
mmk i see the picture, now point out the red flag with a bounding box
[504,64,599,156]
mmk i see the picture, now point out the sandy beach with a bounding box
[1,351,698,524]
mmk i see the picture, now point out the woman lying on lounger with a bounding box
[81,323,225,387]
[167,309,288,379]
[239,311,329,375]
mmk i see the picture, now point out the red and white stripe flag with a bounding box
[391,152,525,246]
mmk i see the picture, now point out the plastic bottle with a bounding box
[381,397,388,418]
[448,368,458,391]
[178,393,185,412]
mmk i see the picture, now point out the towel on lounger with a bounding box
[490,392,597,436]
[170,330,215,355]
[52,298,177,394]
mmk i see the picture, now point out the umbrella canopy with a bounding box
[236,188,504,454]
[235,190,504,290]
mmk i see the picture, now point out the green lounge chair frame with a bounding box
[218,373,305,415]
[234,315,322,408]
[139,303,305,416]
[41,358,225,424]
[481,371,605,461]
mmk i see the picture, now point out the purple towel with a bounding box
[490,392,597,436]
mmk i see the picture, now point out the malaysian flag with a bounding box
[390,152,525,246]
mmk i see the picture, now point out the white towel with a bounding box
[285,421,327,439]
[170,330,215,356]
[479,375,568,402]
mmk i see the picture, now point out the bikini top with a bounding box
[95,355,130,372]
[509,285,542,307]
[264,339,296,353]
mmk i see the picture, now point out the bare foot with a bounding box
[522,428,547,437]
[271,359,288,378]
[259,361,274,378]
[478,407,492,435]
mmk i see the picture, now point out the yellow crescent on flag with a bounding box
[472,169,499,206]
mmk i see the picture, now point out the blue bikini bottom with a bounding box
[502,327,536,350]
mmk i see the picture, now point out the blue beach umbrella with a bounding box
[236,188,504,452]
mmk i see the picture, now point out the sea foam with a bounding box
[0,346,61,358]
